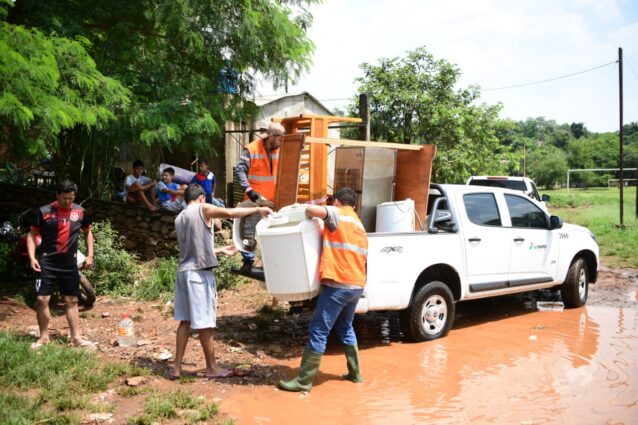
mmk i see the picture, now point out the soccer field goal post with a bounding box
[567,168,638,197]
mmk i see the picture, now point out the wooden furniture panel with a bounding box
[395,144,436,227]
[274,134,305,210]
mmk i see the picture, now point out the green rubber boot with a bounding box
[278,348,322,392]
[342,344,362,383]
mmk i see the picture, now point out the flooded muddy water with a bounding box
[223,299,638,424]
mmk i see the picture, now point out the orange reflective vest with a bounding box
[244,139,279,202]
[320,206,368,287]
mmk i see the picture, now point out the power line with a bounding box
[625,56,638,81]
[483,61,617,91]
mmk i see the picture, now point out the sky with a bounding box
[256,0,638,133]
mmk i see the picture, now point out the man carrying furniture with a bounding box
[278,187,369,392]
[235,122,285,272]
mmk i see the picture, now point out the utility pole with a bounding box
[359,93,370,141]
[523,143,526,177]
[618,47,624,227]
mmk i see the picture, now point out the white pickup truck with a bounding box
[356,183,599,342]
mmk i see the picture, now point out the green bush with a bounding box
[214,234,247,291]
[80,221,140,296]
[0,242,13,277]
[135,256,178,301]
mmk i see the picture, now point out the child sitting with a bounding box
[157,167,186,212]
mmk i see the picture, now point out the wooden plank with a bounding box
[274,134,305,210]
[395,144,436,228]
[305,136,423,151]
[276,114,362,124]
[309,118,328,201]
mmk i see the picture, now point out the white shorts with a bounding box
[173,270,217,329]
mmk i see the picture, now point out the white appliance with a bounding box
[256,205,323,301]
[375,199,415,232]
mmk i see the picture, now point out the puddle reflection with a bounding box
[223,305,638,425]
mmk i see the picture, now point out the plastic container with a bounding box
[256,207,322,302]
[117,314,136,347]
[375,199,415,233]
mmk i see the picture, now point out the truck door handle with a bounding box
[468,237,481,242]
[513,237,525,242]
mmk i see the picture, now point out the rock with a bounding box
[123,239,138,250]
[83,413,113,423]
[138,221,149,229]
[154,349,173,361]
[101,312,110,318]
[160,215,175,223]
[27,325,39,337]
[160,225,169,235]
[125,376,146,387]
[151,221,161,232]
[136,339,150,346]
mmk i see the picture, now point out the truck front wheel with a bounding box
[400,281,455,342]
[561,258,589,308]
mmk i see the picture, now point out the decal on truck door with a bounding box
[380,246,403,254]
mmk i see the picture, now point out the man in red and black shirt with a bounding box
[27,180,94,349]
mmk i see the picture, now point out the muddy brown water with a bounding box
[223,297,638,424]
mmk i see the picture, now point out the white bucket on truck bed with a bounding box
[256,205,323,301]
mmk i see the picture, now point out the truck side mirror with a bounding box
[550,215,563,229]
[541,194,551,202]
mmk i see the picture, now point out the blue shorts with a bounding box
[173,270,217,329]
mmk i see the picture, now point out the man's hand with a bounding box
[247,189,261,203]
[30,258,41,273]
[258,207,273,217]
[84,255,94,269]
[217,245,238,256]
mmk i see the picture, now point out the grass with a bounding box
[128,389,219,425]
[544,187,638,268]
[0,332,145,424]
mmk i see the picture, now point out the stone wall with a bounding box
[0,183,181,259]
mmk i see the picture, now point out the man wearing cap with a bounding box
[235,122,284,272]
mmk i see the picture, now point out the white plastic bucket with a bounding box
[375,199,415,233]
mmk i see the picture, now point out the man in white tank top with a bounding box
[169,184,272,380]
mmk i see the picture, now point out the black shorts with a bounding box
[35,267,80,297]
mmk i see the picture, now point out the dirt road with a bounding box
[1,266,637,424]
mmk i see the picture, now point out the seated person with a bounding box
[124,159,158,211]
[191,159,224,207]
[157,167,187,212]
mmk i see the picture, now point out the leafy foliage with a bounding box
[0,17,129,158]
[6,0,317,197]
[135,256,178,301]
[347,46,509,183]
[527,145,568,188]
[80,221,140,296]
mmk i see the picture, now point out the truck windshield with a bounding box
[468,179,527,191]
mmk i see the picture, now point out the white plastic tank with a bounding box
[375,199,415,233]
[256,205,323,301]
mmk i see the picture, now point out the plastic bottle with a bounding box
[117,314,136,347]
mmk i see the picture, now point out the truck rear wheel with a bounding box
[561,258,589,308]
[400,281,455,342]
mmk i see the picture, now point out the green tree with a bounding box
[348,46,508,183]
[527,145,568,189]
[7,0,317,195]
[0,6,129,159]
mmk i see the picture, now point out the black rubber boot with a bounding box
[278,348,322,392]
[342,344,362,383]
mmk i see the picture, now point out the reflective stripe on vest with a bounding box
[323,240,368,256]
[320,206,368,287]
[244,139,279,202]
